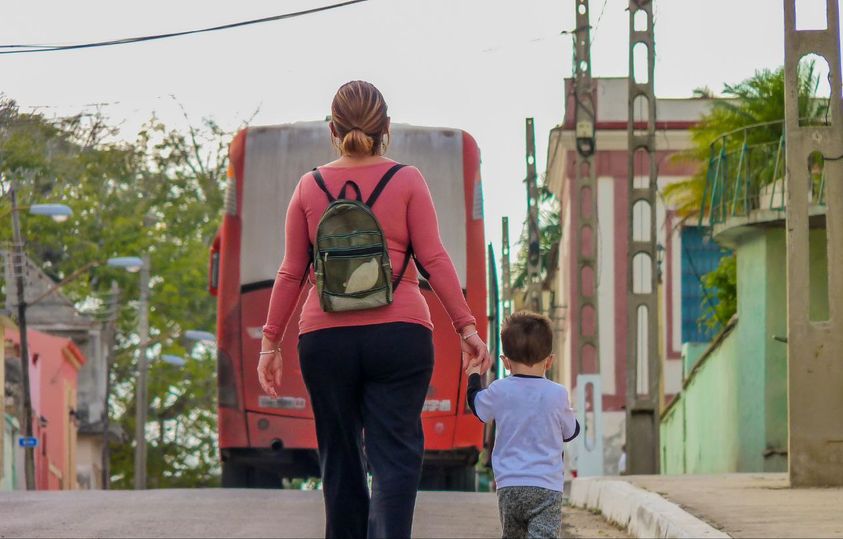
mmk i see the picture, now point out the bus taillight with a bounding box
[209,233,221,296]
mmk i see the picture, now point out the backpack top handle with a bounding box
[311,164,405,207]
[338,181,363,202]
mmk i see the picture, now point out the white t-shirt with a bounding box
[470,374,580,492]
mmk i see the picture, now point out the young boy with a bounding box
[467,311,580,539]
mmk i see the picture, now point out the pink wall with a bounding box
[8,329,85,490]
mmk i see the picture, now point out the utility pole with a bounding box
[572,0,600,378]
[501,217,512,318]
[102,280,120,490]
[134,254,150,490]
[9,179,36,490]
[783,0,843,487]
[625,0,660,474]
[524,118,543,314]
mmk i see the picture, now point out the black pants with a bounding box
[299,322,434,539]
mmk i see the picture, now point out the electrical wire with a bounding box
[589,0,610,47]
[0,0,366,55]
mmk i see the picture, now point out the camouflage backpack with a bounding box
[310,163,412,312]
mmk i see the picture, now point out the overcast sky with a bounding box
[2,0,837,258]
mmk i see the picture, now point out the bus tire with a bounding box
[222,459,282,488]
[419,464,476,492]
[221,459,251,488]
[445,465,476,492]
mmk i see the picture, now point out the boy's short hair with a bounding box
[501,311,553,366]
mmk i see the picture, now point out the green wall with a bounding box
[661,323,742,474]
[661,226,830,474]
[765,230,788,471]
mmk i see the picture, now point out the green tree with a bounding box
[0,98,242,487]
[512,177,561,292]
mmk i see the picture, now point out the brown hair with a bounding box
[330,80,390,157]
[501,311,553,366]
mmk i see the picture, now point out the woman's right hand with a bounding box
[257,347,283,398]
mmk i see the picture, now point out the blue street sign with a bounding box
[18,436,38,448]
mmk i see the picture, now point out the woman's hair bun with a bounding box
[341,128,374,157]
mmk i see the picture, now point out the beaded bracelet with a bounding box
[461,330,479,341]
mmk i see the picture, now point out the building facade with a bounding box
[6,327,87,490]
[3,253,117,489]
[545,78,714,474]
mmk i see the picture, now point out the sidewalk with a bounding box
[571,473,843,538]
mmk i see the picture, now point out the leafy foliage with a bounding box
[0,98,243,487]
[699,253,737,331]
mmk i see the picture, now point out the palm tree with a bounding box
[664,63,827,218]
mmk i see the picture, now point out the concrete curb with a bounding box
[569,477,730,538]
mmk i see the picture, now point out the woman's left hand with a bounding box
[460,326,491,374]
[257,348,283,398]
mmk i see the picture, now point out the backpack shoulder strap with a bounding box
[392,245,413,292]
[311,168,335,203]
[366,163,406,207]
[392,244,431,291]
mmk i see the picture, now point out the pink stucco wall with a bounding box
[7,329,85,490]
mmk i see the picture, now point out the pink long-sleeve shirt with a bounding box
[262,160,476,341]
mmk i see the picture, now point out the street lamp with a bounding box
[29,204,72,223]
[107,254,150,490]
[8,179,72,491]
[184,330,216,344]
[160,354,186,368]
[106,256,143,272]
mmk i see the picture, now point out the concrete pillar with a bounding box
[625,0,661,475]
[783,0,843,486]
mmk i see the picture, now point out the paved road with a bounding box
[0,489,627,538]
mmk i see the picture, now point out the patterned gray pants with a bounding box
[497,486,563,539]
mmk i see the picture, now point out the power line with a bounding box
[0,0,366,55]
[589,0,610,47]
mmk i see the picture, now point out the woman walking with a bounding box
[257,80,490,539]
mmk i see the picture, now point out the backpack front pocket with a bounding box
[321,246,389,296]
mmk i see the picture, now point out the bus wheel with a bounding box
[222,459,281,488]
[221,459,251,488]
[445,465,476,491]
[419,464,476,491]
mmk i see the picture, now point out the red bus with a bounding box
[209,121,488,489]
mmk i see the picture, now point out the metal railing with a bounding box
[699,120,827,227]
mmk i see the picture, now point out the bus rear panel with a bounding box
[210,121,487,489]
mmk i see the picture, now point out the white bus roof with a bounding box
[239,121,471,287]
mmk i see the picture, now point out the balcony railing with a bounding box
[699,120,827,227]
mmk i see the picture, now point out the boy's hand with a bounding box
[466,362,483,376]
[464,354,483,375]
